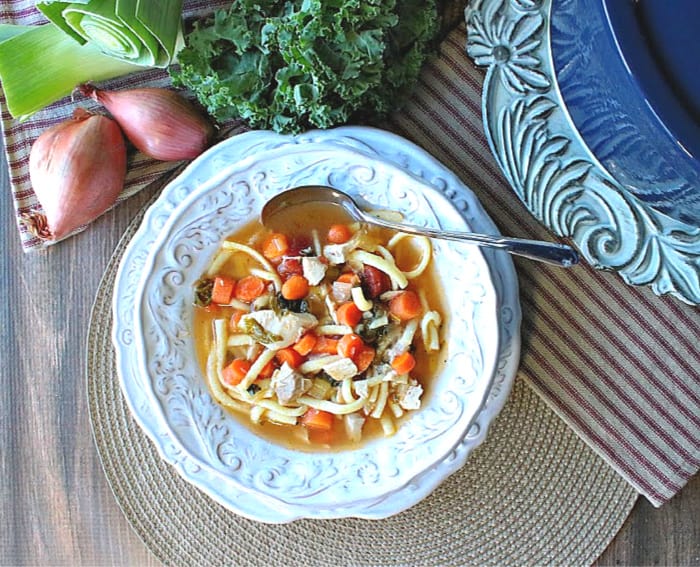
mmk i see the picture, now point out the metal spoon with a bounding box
[261,185,579,267]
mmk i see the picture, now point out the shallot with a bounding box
[78,84,214,161]
[27,108,127,241]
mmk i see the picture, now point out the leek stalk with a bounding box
[0,0,184,119]
[0,24,141,119]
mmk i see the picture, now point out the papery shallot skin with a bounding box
[29,108,127,240]
[79,85,214,161]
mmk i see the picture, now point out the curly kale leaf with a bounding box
[171,0,438,133]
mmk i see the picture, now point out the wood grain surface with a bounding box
[0,148,698,566]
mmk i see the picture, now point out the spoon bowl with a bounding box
[261,185,579,267]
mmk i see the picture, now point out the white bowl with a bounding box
[113,127,520,522]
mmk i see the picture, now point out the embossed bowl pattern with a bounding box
[112,127,522,522]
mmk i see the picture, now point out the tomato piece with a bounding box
[277,258,303,280]
[361,265,391,298]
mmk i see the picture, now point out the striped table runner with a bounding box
[2,6,698,506]
[387,25,700,506]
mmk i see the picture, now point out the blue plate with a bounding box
[550,0,700,226]
[466,0,700,305]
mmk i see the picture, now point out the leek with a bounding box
[36,0,184,67]
[0,24,141,119]
[0,0,184,119]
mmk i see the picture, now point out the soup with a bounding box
[192,201,446,450]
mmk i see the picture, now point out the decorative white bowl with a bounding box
[113,127,521,522]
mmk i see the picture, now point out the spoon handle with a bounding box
[363,215,579,268]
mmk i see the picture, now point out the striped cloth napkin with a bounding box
[2,4,698,506]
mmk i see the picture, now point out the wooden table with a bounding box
[1,148,698,566]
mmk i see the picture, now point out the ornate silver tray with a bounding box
[466,0,700,305]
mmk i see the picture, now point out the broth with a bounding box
[193,201,448,451]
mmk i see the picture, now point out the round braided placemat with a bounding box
[87,201,637,567]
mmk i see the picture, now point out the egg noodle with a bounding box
[194,221,444,446]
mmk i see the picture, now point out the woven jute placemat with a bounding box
[86,198,637,566]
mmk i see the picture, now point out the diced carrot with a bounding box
[211,276,236,305]
[228,309,247,332]
[300,408,334,430]
[336,272,359,285]
[275,347,305,369]
[327,224,352,244]
[388,290,422,321]
[311,336,339,355]
[221,358,251,387]
[354,345,376,373]
[281,274,309,300]
[262,232,289,260]
[336,301,362,326]
[258,359,276,379]
[391,351,416,375]
[234,275,267,303]
[293,332,318,356]
[337,333,364,359]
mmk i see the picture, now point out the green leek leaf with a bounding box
[0,23,141,119]
[0,0,185,118]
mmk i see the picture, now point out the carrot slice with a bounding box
[234,275,267,303]
[388,290,422,321]
[336,272,359,285]
[391,351,416,375]
[293,332,318,356]
[336,301,362,326]
[311,336,339,355]
[354,345,376,373]
[258,359,277,379]
[281,274,309,300]
[221,358,251,386]
[275,347,305,369]
[337,333,364,359]
[327,224,352,244]
[262,232,289,260]
[211,276,236,304]
[300,408,334,430]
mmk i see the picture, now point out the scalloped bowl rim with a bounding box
[130,143,502,512]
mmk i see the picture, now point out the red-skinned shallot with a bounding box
[27,108,127,241]
[77,84,214,161]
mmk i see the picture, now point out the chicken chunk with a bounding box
[323,241,356,265]
[240,310,318,349]
[271,362,311,405]
[301,256,328,285]
[323,357,359,381]
[399,382,423,410]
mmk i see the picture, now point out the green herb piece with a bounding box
[193,278,214,307]
[241,319,283,345]
[271,292,309,315]
[171,0,438,133]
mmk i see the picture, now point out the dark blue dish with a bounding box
[550,0,700,227]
